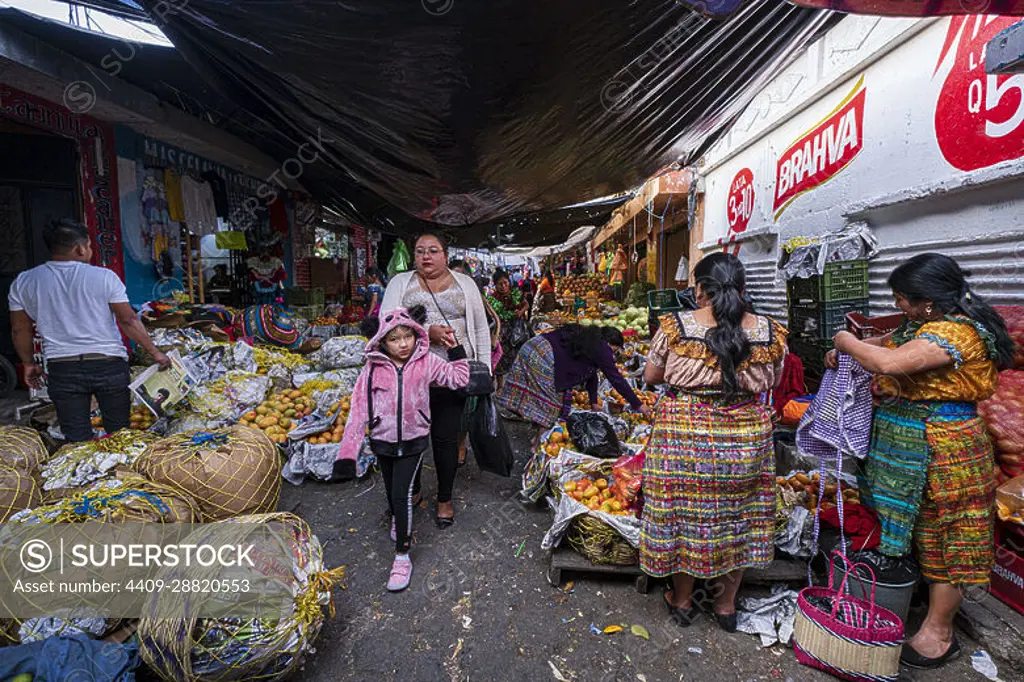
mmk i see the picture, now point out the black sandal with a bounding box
[713,611,738,633]
[900,637,961,669]
[664,591,700,627]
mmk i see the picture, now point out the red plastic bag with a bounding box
[612,452,644,514]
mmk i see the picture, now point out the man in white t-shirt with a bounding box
[8,219,169,441]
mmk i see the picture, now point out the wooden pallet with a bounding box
[547,546,650,594]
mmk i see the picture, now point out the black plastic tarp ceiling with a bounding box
[123,0,839,244]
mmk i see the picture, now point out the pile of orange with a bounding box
[129,406,156,430]
[542,424,570,457]
[306,397,352,445]
[240,389,316,444]
[562,476,630,515]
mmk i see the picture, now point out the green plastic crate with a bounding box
[788,260,869,304]
[789,299,870,339]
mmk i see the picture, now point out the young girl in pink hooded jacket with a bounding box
[336,305,469,591]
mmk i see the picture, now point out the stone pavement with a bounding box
[284,421,985,682]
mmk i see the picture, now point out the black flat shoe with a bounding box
[435,516,455,529]
[664,592,700,627]
[900,637,961,669]
[714,611,738,633]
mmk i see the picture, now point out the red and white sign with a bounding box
[726,168,755,235]
[774,76,867,218]
[934,16,1024,172]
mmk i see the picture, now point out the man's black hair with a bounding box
[43,218,89,253]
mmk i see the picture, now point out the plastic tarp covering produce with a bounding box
[137,0,838,242]
[787,0,1024,15]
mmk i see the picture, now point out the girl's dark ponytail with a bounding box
[694,253,751,398]
[889,253,1016,370]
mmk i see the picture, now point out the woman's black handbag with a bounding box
[448,344,493,396]
[508,318,530,348]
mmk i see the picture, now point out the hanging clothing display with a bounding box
[163,169,185,222]
[180,176,219,236]
[268,197,289,235]
[201,170,230,217]
[139,167,177,262]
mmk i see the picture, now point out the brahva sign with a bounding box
[934,15,1024,171]
[774,76,866,219]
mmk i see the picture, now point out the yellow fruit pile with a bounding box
[541,424,570,458]
[306,396,352,445]
[571,390,596,409]
[240,389,315,444]
[129,406,156,430]
[562,476,630,515]
[311,316,339,326]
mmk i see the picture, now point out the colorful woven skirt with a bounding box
[639,393,775,579]
[916,411,996,585]
[860,400,995,584]
[241,305,301,350]
[496,335,563,428]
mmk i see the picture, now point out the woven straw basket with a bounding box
[792,552,904,682]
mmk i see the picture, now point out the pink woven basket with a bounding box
[792,551,905,682]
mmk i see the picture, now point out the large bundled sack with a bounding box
[138,513,345,682]
[10,471,200,524]
[133,427,281,521]
[0,425,47,473]
[0,461,41,522]
[41,430,158,500]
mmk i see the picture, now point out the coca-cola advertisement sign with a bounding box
[774,77,867,219]
[934,15,1024,172]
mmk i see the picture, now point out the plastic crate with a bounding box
[648,289,681,311]
[789,299,870,340]
[286,287,310,307]
[789,337,833,380]
[293,305,322,321]
[846,311,907,339]
[310,287,326,307]
[990,521,1024,617]
[788,260,869,305]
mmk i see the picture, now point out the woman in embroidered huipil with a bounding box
[830,253,1015,670]
[641,253,787,632]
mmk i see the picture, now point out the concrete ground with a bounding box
[283,421,986,682]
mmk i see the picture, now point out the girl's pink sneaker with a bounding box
[387,554,412,592]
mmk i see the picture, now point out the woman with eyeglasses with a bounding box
[381,232,492,528]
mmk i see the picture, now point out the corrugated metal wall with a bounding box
[869,230,1024,315]
[745,254,787,322]
[742,229,1024,330]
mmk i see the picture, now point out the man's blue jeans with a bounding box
[46,357,131,442]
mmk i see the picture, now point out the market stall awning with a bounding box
[786,0,1024,15]
[592,169,692,249]
[132,0,839,238]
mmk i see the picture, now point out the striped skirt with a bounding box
[640,393,775,579]
[860,400,995,585]
[496,335,564,428]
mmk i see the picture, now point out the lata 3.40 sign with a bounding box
[773,76,866,220]
[934,15,1024,171]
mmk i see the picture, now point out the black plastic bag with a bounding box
[468,396,514,477]
[567,411,622,459]
[458,360,494,397]
[508,318,530,348]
